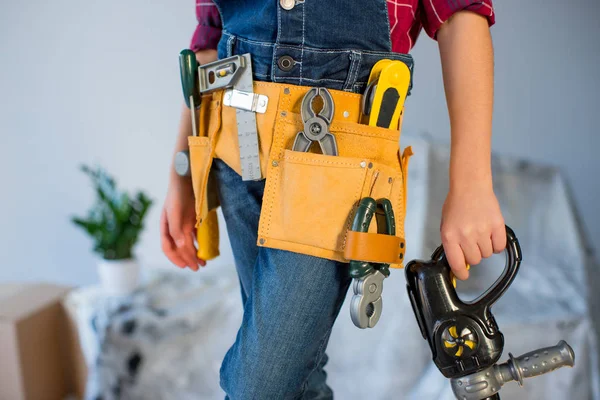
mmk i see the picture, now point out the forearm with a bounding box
[169,50,218,184]
[437,11,494,192]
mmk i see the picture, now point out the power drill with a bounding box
[405,226,575,400]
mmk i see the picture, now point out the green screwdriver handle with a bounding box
[179,49,200,109]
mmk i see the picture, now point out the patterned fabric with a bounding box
[190,1,222,52]
[388,0,495,52]
[190,0,495,54]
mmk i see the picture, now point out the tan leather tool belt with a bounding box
[188,81,412,268]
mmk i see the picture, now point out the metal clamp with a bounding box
[223,89,269,114]
[350,270,386,329]
[292,87,338,156]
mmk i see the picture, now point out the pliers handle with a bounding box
[348,197,396,329]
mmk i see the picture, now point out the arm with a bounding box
[161,50,218,271]
[437,11,506,279]
[160,1,221,271]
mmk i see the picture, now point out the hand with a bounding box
[440,185,506,280]
[160,177,206,271]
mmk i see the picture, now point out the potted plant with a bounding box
[72,165,153,296]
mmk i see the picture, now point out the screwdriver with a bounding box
[174,50,201,177]
[179,49,201,137]
[175,49,220,263]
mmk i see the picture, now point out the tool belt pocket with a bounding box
[259,114,411,264]
[188,97,222,226]
[265,149,369,253]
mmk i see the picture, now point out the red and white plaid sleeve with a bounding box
[420,0,495,39]
[190,0,222,51]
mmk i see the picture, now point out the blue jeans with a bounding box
[212,158,352,399]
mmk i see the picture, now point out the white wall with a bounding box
[1,1,598,286]
[405,0,600,255]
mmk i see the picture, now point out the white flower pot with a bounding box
[97,258,140,296]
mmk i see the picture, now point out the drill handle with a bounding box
[431,226,522,313]
[498,340,575,385]
[474,226,522,308]
[450,341,575,400]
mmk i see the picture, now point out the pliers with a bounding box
[292,87,338,156]
[348,197,395,329]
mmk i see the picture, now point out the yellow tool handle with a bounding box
[367,61,411,129]
[196,209,220,261]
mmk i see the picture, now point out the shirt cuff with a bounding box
[421,0,496,40]
[190,24,222,52]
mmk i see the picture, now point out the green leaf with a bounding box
[74,164,154,259]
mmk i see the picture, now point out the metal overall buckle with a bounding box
[348,197,396,329]
[292,87,338,156]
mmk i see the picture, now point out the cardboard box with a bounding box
[0,284,86,400]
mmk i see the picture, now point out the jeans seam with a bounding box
[343,51,362,91]
[300,1,305,86]
[273,1,283,82]
[382,0,393,51]
[226,35,235,58]
[296,274,350,400]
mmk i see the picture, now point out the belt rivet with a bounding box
[272,160,279,167]
[277,55,295,72]
[343,111,350,118]
[360,161,367,168]
[259,238,266,245]
[368,162,373,169]
[388,177,393,184]
[284,88,290,95]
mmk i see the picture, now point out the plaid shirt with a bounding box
[191,0,494,54]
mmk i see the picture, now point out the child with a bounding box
[161,1,506,398]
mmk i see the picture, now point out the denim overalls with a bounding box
[214,0,413,93]
[209,1,414,398]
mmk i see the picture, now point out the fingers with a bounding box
[160,209,187,268]
[461,240,482,267]
[168,217,201,271]
[442,225,508,281]
[491,222,507,253]
[443,241,469,280]
[161,208,203,271]
[442,227,501,281]
[477,234,494,259]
